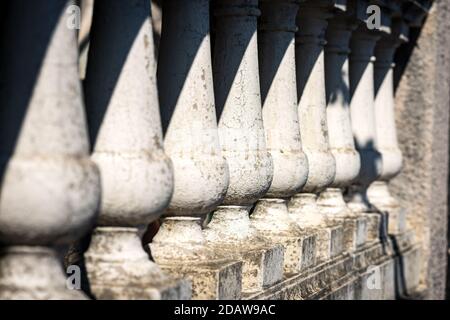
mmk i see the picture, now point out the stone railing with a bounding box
[0,0,431,300]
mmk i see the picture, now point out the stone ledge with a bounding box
[160,260,243,300]
[244,241,398,300]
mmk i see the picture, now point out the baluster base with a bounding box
[150,217,242,300]
[251,198,317,274]
[204,206,284,293]
[318,188,368,253]
[288,193,345,262]
[85,227,191,300]
[0,246,86,300]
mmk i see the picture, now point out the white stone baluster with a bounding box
[348,25,384,244]
[151,0,242,300]
[204,0,284,293]
[0,0,100,299]
[288,2,344,263]
[318,13,368,254]
[83,0,190,299]
[250,0,317,275]
[368,20,408,236]
[347,4,396,301]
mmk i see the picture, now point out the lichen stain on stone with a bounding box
[143,34,149,49]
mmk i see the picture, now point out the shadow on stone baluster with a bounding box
[149,0,243,300]
[288,2,345,265]
[319,8,368,257]
[348,24,386,251]
[251,0,317,277]
[0,0,100,300]
[82,0,190,300]
[346,6,395,299]
[204,0,285,295]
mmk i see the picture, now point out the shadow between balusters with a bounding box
[77,0,150,297]
[295,36,321,108]
[0,1,65,188]
[157,2,209,135]
[211,2,257,123]
[325,50,350,107]
[142,0,216,245]
[0,0,100,299]
[84,0,147,147]
[257,19,291,108]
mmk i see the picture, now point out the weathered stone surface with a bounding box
[369,18,407,239]
[324,281,356,300]
[0,0,441,301]
[158,0,229,219]
[251,199,317,274]
[391,0,450,299]
[319,190,368,252]
[150,0,239,300]
[243,245,284,293]
[82,0,188,299]
[347,22,384,249]
[254,0,315,279]
[329,226,345,260]
[204,208,284,294]
[151,218,241,300]
[159,259,242,300]
[398,246,422,297]
[254,229,317,276]
[244,238,397,300]
[87,277,190,300]
[85,227,191,300]
[288,194,345,263]
[0,247,87,300]
[363,213,382,245]
[204,0,284,295]
[0,0,100,299]
[322,7,367,256]
[382,257,396,300]
[355,217,369,248]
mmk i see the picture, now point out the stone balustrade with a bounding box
[0,0,433,300]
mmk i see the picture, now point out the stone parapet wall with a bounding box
[391,0,450,300]
[0,0,443,300]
